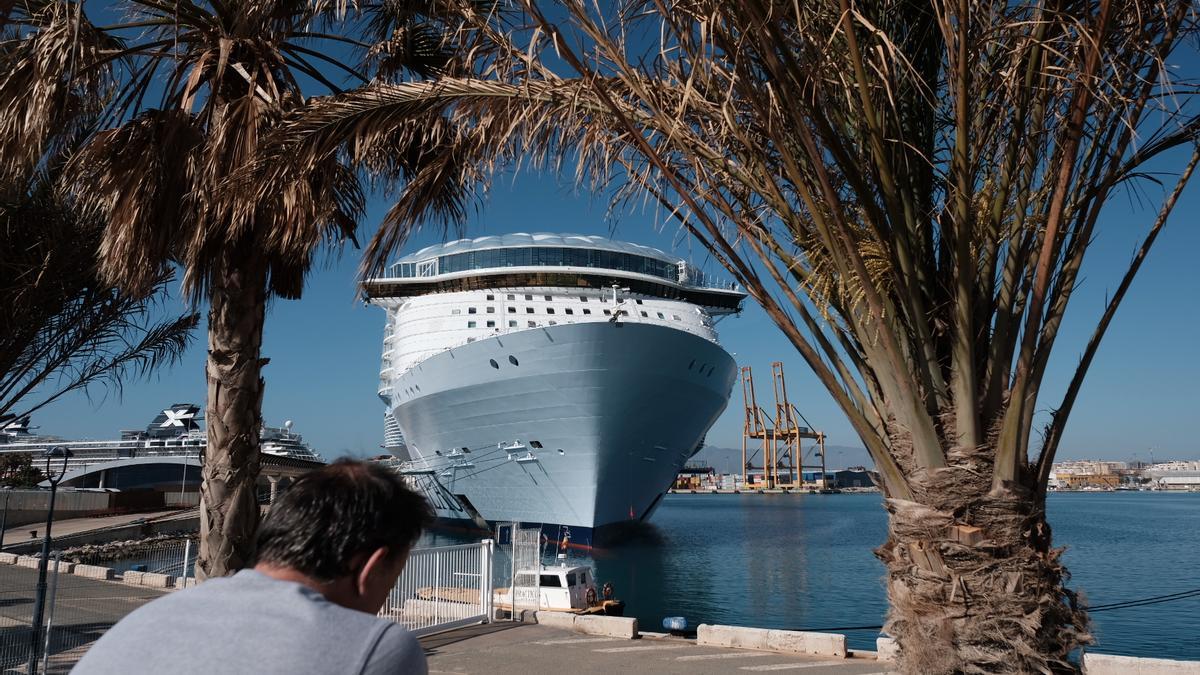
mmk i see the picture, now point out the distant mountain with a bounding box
[691,443,874,474]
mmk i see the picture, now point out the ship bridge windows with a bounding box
[583,309,591,315]
[525,294,533,300]
[420,247,682,283]
[530,441,544,448]
[546,308,555,315]
[526,307,535,314]
[467,321,477,328]
[468,307,477,314]
[580,296,588,302]
[565,308,574,315]
[544,294,552,301]
[539,575,563,587]
[507,293,516,300]
[508,306,516,313]
[486,320,496,328]
[487,294,495,300]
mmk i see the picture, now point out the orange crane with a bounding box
[741,362,827,489]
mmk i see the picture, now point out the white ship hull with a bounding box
[389,321,736,534]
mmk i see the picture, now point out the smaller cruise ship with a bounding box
[0,404,323,473]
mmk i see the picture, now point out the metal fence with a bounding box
[1,540,194,673]
[378,540,494,637]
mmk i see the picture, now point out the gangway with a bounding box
[740,362,827,489]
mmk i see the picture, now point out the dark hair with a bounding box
[255,459,435,582]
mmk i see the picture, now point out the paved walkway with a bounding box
[0,564,167,673]
[1,509,193,549]
[422,623,893,675]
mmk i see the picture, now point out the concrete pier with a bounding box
[422,623,890,675]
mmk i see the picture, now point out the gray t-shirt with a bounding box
[73,569,427,675]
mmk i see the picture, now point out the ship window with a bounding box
[508,320,518,327]
[508,307,516,313]
[539,575,563,587]
[640,311,648,317]
[526,307,534,314]
[507,294,515,300]
[635,299,643,304]
[469,307,478,314]
[580,296,588,302]
[489,359,499,369]
[566,573,577,586]
[486,320,496,328]
[452,309,461,315]
[581,572,587,584]
[546,308,555,315]
[525,294,533,300]
[544,295,552,301]
[565,308,574,315]
[548,321,557,325]
[487,294,495,300]
[657,312,665,319]
[673,314,681,320]
[530,441,544,448]
[603,309,611,316]
[487,307,495,313]
[527,321,536,328]
[509,355,520,366]
[689,360,695,370]
[467,321,477,328]
[582,309,591,315]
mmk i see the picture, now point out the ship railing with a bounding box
[378,540,495,637]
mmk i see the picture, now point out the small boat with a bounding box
[493,562,625,616]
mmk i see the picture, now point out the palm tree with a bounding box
[1,0,477,577]
[1,162,198,426]
[268,1,1199,670]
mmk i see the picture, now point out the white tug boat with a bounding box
[365,233,745,545]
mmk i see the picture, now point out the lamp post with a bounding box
[27,446,72,675]
[1,487,11,550]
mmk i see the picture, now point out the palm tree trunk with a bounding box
[197,242,267,579]
[875,448,1091,673]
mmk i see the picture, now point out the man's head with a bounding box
[254,459,435,613]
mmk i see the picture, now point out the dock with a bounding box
[422,623,892,675]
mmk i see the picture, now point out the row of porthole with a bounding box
[489,355,520,369]
[689,359,716,377]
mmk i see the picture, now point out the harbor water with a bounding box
[424,491,1200,659]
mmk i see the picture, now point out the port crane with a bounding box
[740,362,827,489]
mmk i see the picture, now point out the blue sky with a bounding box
[28,153,1200,466]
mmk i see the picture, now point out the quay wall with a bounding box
[0,490,114,528]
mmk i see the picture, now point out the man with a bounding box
[74,459,434,674]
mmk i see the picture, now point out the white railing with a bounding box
[378,540,494,636]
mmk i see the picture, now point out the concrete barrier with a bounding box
[137,572,175,588]
[1083,653,1200,674]
[74,564,115,580]
[16,555,42,569]
[697,624,847,658]
[122,570,145,585]
[0,552,16,564]
[575,615,638,639]
[876,637,899,662]
[534,610,578,630]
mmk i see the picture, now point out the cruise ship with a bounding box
[0,404,323,471]
[365,233,745,543]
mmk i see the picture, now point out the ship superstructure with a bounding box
[365,233,745,539]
